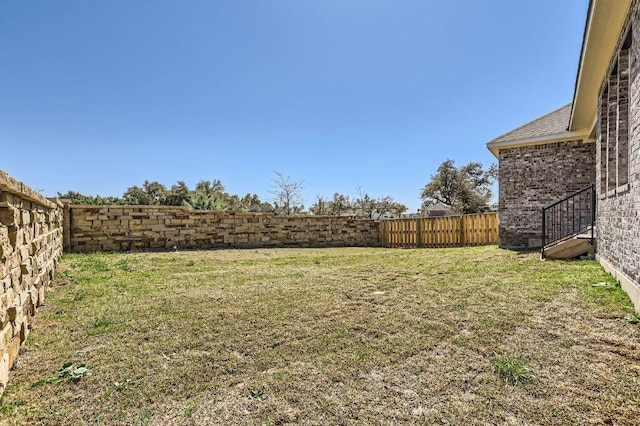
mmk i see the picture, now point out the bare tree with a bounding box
[270,171,305,215]
[309,195,329,215]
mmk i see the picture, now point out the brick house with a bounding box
[487,0,640,311]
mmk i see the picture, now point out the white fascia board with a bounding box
[570,0,632,130]
[569,0,597,129]
[486,130,592,158]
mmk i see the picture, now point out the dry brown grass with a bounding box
[1,246,639,425]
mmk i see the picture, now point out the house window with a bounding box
[600,29,631,195]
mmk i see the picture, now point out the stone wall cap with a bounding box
[0,169,59,209]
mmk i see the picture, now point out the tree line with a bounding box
[58,160,496,217]
[59,179,273,212]
[57,172,409,218]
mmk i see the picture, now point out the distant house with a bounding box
[487,0,640,311]
[422,202,452,217]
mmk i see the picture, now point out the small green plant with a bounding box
[73,289,87,301]
[118,259,134,272]
[137,410,153,425]
[592,281,619,290]
[93,317,113,328]
[33,362,90,386]
[625,314,640,324]
[453,300,467,309]
[114,379,131,390]
[491,353,538,385]
[183,399,198,417]
[249,385,267,401]
[76,256,111,272]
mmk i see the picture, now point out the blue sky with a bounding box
[1,0,588,212]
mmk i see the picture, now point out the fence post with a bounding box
[416,218,422,248]
[459,215,465,247]
[541,206,546,249]
[590,184,595,243]
[61,199,71,252]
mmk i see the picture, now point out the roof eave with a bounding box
[569,0,632,131]
[486,130,593,158]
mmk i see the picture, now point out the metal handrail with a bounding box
[541,185,595,254]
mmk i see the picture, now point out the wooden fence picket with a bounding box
[380,213,498,249]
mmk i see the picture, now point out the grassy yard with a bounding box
[1,246,639,425]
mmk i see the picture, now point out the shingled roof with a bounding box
[488,104,572,145]
[485,103,587,157]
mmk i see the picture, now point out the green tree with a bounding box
[57,191,124,205]
[420,159,496,214]
[194,180,225,196]
[163,180,191,206]
[354,186,407,219]
[374,195,408,218]
[123,181,168,205]
[186,180,228,210]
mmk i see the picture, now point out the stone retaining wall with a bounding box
[66,205,380,252]
[0,170,63,394]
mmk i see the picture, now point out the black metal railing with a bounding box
[542,185,595,251]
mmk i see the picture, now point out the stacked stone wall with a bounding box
[67,206,380,252]
[0,170,63,394]
[596,0,640,312]
[498,140,596,248]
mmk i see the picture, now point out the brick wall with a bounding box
[498,140,596,248]
[596,0,640,312]
[66,206,380,252]
[0,170,63,394]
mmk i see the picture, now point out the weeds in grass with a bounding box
[592,281,619,290]
[4,247,638,424]
[33,362,90,386]
[183,399,198,417]
[250,385,267,401]
[0,394,15,415]
[75,255,111,272]
[73,290,87,301]
[118,259,134,272]
[491,353,538,386]
[114,379,131,391]
[625,314,640,324]
[453,300,467,309]
[93,317,113,328]
[583,277,633,315]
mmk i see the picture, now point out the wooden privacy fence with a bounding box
[379,213,499,248]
